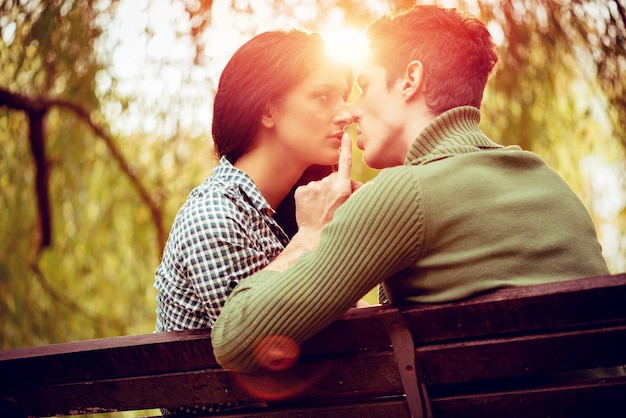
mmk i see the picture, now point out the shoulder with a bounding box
[355,166,422,199]
[170,181,251,241]
[337,166,425,219]
[188,181,245,216]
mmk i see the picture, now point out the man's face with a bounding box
[351,55,408,169]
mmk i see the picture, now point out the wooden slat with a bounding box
[402,274,626,343]
[0,306,397,390]
[430,376,626,418]
[418,324,626,384]
[227,397,411,417]
[9,350,404,416]
[300,305,395,354]
[0,329,217,387]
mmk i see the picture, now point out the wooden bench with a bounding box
[2,273,625,417]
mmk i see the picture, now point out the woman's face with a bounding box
[268,60,353,168]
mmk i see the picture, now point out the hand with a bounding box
[294,132,354,233]
[264,133,357,272]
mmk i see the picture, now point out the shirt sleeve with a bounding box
[178,194,273,325]
[211,167,426,372]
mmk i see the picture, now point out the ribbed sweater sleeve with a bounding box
[211,167,425,372]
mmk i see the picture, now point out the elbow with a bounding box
[212,324,301,373]
[211,320,254,372]
[212,347,252,373]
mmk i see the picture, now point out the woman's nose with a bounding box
[335,104,354,126]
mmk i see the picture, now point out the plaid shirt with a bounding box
[155,157,290,332]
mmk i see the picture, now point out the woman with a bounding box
[154,28,353,415]
[154,29,352,342]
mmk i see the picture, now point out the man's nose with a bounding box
[350,103,361,124]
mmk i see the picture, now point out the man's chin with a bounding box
[362,153,379,170]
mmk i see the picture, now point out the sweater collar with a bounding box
[404,106,503,166]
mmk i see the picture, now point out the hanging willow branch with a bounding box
[0,87,166,253]
[30,261,126,332]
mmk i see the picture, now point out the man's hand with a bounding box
[294,132,355,232]
[264,133,357,272]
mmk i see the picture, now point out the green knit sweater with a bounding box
[211,106,609,372]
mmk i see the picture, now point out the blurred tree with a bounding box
[471,0,626,269]
[1,0,624,354]
[0,0,172,348]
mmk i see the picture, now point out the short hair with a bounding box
[366,5,498,114]
[212,30,353,163]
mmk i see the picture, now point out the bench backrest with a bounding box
[1,273,625,417]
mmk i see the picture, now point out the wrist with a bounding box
[293,226,320,250]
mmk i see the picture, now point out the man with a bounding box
[211,5,609,373]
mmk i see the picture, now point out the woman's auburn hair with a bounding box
[212,29,353,163]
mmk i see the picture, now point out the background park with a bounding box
[1,0,625,354]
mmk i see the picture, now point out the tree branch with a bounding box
[28,109,52,249]
[50,97,167,250]
[30,261,126,333]
[0,87,166,253]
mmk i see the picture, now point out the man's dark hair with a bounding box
[366,5,498,114]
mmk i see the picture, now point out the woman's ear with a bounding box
[402,60,424,101]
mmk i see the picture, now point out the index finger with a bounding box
[337,132,352,180]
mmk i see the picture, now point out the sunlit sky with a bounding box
[99,0,374,138]
[99,0,510,138]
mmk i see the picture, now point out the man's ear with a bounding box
[261,103,276,128]
[401,60,424,101]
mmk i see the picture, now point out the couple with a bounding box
[155,4,609,375]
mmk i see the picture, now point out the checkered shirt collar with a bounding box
[211,156,275,215]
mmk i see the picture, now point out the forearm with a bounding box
[210,248,372,372]
[263,227,319,272]
[211,169,424,372]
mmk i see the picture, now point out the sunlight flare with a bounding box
[321,27,369,68]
